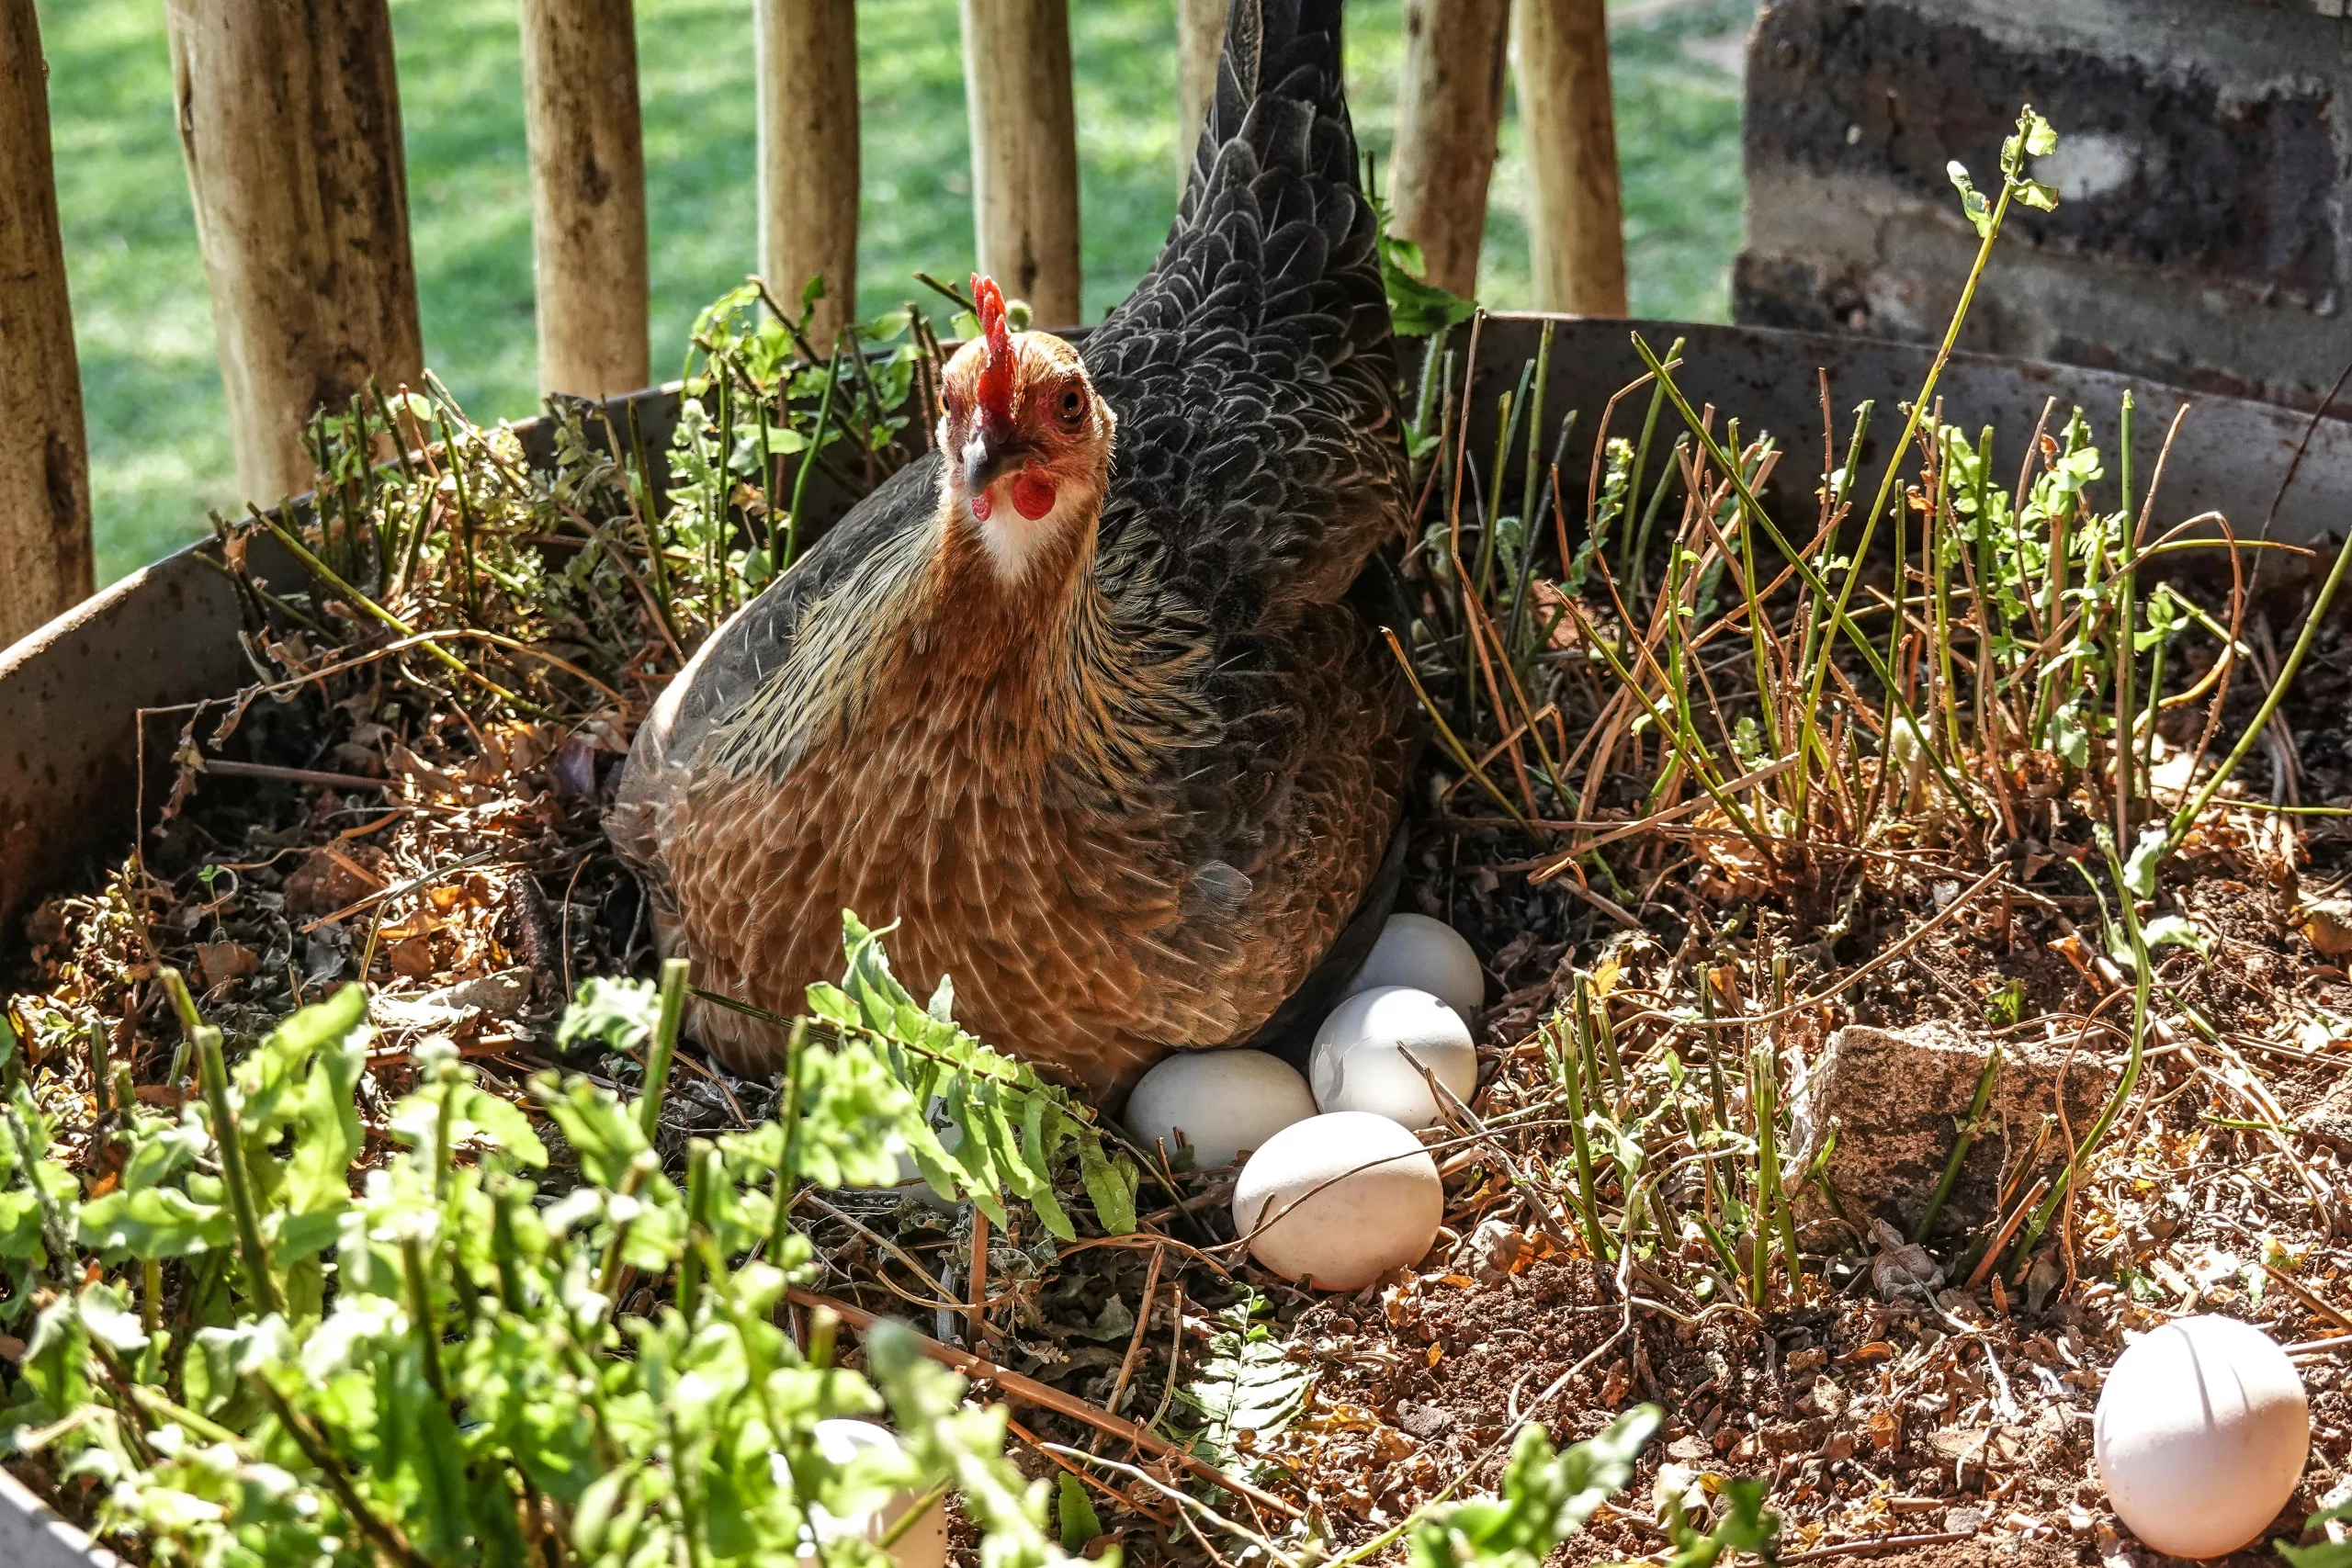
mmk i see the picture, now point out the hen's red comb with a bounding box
[972,273,1015,430]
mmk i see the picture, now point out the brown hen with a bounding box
[610,0,1412,1099]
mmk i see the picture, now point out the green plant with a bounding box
[2278,1498,2352,1567]
[1405,1406,1657,1568]
[0,923,1127,1567]
[1174,1292,1310,1475]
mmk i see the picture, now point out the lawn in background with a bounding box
[35,0,1753,582]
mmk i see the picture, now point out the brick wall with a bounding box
[1736,0,2352,406]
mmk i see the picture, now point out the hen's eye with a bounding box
[1057,386,1085,425]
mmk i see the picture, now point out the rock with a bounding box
[1789,1021,2115,1236]
[1396,1401,1454,1439]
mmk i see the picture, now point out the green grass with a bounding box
[35,0,1751,582]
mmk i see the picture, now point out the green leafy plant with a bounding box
[1406,1405,1660,1568]
[2278,1497,2352,1566]
[0,925,1121,1567]
[804,914,1139,1241]
[1175,1292,1310,1473]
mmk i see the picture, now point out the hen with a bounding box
[610,0,1412,1099]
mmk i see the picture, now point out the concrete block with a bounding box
[1739,0,2352,409]
[1788,1020,2118,1240]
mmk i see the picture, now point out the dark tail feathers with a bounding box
[1184,0,1351,209]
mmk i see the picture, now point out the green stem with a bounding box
[197,1026,282,1316]
[247,507,536,712]
[1913,1044,2001,1243]
[2008,839,2147,1273]
[1562,987,1614,1262]
[402,1235,450,1406]
[784,348,844,573]
[87,1021,110,1117]
[432,411,481,622]
[159,965,204,1037]
[770,1019,808,1259]
[639,957,691,1141]
[677,1141,717,1320]
[1631,339,1980,823]
[1624,339,1685,606]
[597,1152,658,1304]
[2114,392,2138,833]
[490,1178,528,1314]
[1758,1042,1803,1298]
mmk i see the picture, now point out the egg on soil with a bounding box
[801,1419,950,1568]
[1231,1111,1444,1291]
[1341,912,1485,1019]
[2094,1314,2309,1559]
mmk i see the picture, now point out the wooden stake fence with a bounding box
[757,0,861,346]
[1175,0,1227,186]
[1388,0,1513,299]
[520,0,650,398]
[6,0,1636,625]
[960,0,1082,326]
[165,0,422,507]
[0,0,93,649]
[1516,0,1627,315]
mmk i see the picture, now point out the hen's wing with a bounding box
[1081,0,1404,637]
[606,452,944,911]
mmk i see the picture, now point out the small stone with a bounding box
[1946,1505,1988,1534]
[1396,1401,1453,1439]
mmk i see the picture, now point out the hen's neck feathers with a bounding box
[710,449,1208,797]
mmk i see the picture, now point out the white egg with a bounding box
[1310,986,1477,1129]
[804,1419,949,1568]
[1231,1111,1444,1291]
[2094,1314,2309,1558]
[1125,1050,1317,1168]
[1343,913,1485,1019]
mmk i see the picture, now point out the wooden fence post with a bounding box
[1176,0,1226,186]
[1515,0,1626,315]
[1387,0,1512,300]
[960,0,1082,326]
[520,0,650,397]
[755,0,859,347]
[0,0,93,646]
[165,0,422,505]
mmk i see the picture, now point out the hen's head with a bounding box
[937,275,1114,577]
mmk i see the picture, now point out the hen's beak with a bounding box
[962,423,1034,496]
